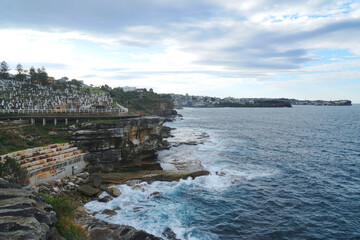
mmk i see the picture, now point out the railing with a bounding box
[0,108,124,114]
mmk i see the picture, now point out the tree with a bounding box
[15,63,25,81]
[29,66,37,82]
[37,66,48,85]
[0,61,10,79]
[70,79,82,90]
[100,84,111,92]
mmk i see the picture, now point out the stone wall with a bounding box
[71,117,170,173]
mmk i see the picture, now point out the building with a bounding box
[54,104,67,112]
[121,86,136,92]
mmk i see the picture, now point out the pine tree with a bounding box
[0,61,10,79]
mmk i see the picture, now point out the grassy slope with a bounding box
[0,122,70,155]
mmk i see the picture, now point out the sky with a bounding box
[0,1,359,102]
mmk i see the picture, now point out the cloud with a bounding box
[0,0,359,101]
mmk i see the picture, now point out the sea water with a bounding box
[85,105,360,239]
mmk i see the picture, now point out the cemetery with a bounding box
[0,79,115,111]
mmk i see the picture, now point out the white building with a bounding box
[121,86,137,92]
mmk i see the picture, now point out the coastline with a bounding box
[33,116,210,239]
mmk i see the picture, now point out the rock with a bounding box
[53,186,60,192]
[98,196,113,203]
[102,209,117,216]
[0,178,59,240]
[149,191,162,199]
[132,185,143,191]
[133,207,143,211]
[163,227,181,240]
[92,211,99,216]
[91,176,102,187]
[54,179,62,187]
[113,206,121,210]
[75,177,84,184]
[125,179,142,186]
[78,185,101,197]
[216,171,226,177]
[69,125,77,130]
[68,182,75,186]
[105,187,122,197]
[75,217,162,240]
[48,131,57,136]
[77,172,89,179]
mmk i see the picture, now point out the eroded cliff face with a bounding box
[71,117,170,173]
[152,100,178,117]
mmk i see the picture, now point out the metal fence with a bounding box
[0,108,124,114]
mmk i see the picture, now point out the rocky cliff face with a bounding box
[152,100,177,117]
[71,117,170,173]
[0,178,60,240]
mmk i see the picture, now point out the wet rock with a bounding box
[163,227,181,240]
[149,191,162,199]
[105,187,122,197]
[98,196,113,203]
[102,209,117,216]
[132,185,143,191]
[75,217,162,240]
[216,171,226,177]
[113,206,121,210]
[133,207,143,211]
[78,185,101,197]
[125,179,142,186]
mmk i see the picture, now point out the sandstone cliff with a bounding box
[71,117,170,173]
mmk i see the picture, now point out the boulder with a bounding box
[98,196,113,203]
[149,191,162,199]
[91,176,102,187]
[102,209,117,216]
[105,187,122,197]
[78,185,101,197]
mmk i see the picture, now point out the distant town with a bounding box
[171,94,352,108]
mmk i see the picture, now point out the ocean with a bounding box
[85,105,360,240]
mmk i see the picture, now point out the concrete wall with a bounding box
[29,155,87,186]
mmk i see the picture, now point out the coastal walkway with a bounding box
[0,108,140,125]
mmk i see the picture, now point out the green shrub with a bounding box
[40,195,88,240]
[0,157,29,184]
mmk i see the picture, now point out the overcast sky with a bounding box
[1,1,359,102]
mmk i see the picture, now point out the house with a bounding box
[121,86,136,92]
[136,88,146,93]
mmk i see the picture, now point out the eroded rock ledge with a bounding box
[72,116,171,173]
[0,178,60,240]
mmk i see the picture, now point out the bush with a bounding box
[40,195,88,240]
[0,157,29,184]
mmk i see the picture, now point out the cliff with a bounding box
[0,178,60,240]
[71,117,171,173]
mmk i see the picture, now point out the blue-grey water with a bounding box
[86,105,360,239]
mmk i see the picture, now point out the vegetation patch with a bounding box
[0,122,69,155]
[0,157,29,184]
[41,194,88,240]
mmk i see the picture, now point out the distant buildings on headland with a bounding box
[171,94,352,108]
